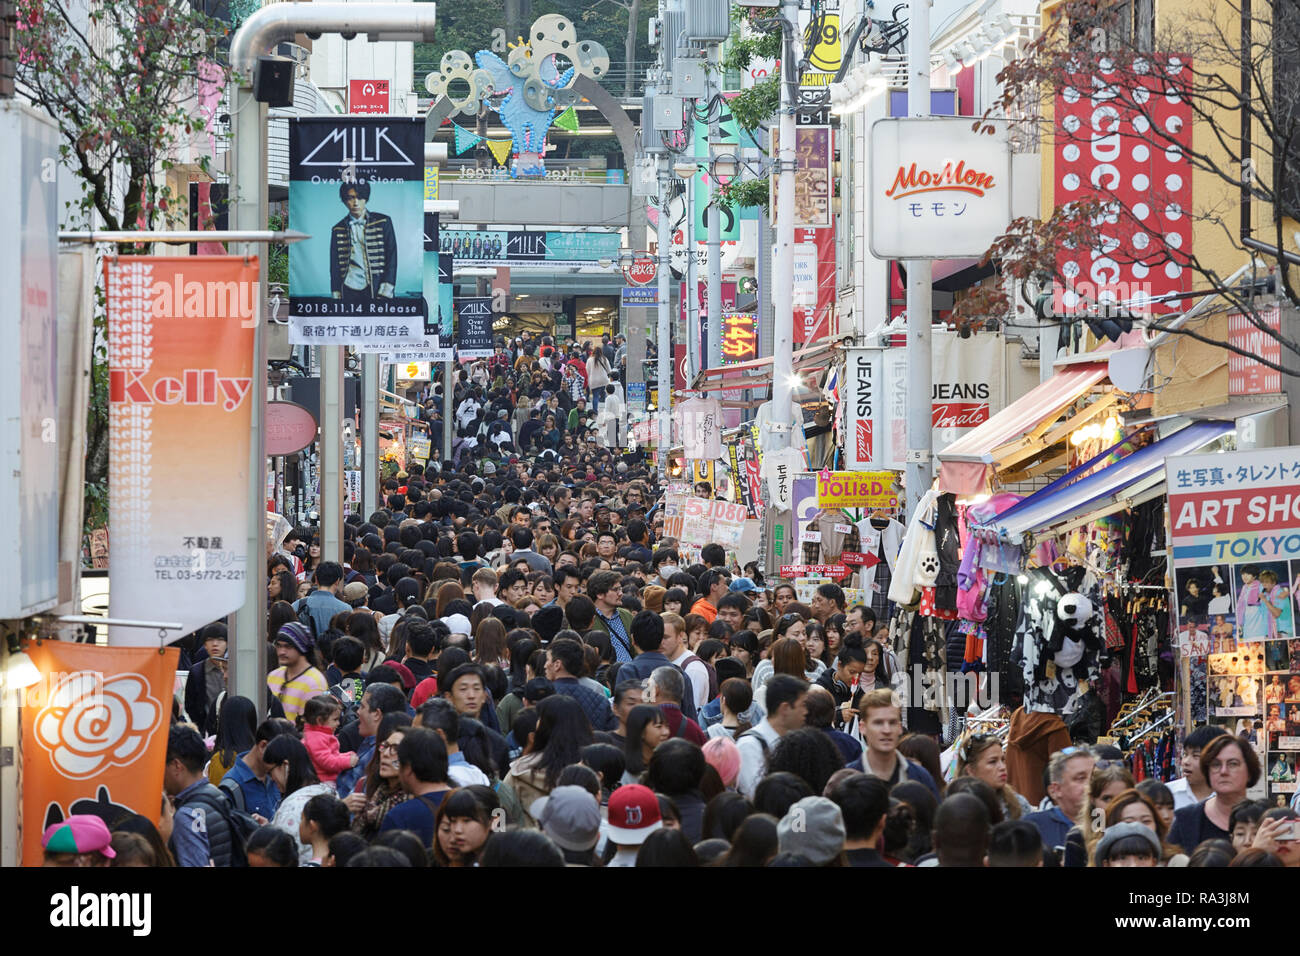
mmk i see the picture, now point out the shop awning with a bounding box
[937,362,1112,494]
[687,339,841,395]
[975,419,1234,540]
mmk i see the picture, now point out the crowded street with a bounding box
[2,0,1299,904]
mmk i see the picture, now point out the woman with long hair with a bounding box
[559,518,581,543]
[474,617,509,670]
[346,610,385,672]
[502,695,594,823]
[1063,764,1137,867]
[951,734,1032,817]
[1095,788,1188,866]
[621,704,671,785]
[824,613,847,658]
[434,581,466,620]
[208,695,258,784]
[267,567,298,606]
[267,600,297,641]
[264,734,335,865]
[345,712,414,838]
[536,535,561,565]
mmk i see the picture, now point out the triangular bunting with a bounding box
[453,124,483,155]
[486,139,512,166]
[553,106,579,132]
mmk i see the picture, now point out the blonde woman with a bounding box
[953,733,1034,820]
[1062,764,1135,867]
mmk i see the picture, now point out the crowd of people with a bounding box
[414,330,640,475]
[36,329,1300,868]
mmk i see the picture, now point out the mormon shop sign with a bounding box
[868,117,1013,259]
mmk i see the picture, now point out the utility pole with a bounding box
[226,3,440,709]
[904,0,932,520]
[768,0,799,456]
[684,163,699,382]
[362,353,379,513]
[656,155,673,481]
[705,44,723,372]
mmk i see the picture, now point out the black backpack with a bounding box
[177,784,259,867]
[295,599,319,641]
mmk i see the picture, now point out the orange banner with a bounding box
[20,641,179,866]
[105,256,257,646]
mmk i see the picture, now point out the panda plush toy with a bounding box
[1044,591,1102,680]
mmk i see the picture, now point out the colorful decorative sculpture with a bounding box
[425,14,610,178]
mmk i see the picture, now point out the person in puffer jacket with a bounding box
[301,695,359,785]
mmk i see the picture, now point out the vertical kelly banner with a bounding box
[21,641,178,865]
[287,117,425,346]
[104,257,257,645]
[456,297,495,359]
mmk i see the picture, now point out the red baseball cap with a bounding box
[605,784,662,845]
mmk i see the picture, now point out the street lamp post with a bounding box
[768,0,799,458]
[226,3,440,709]
[656,156,674,481]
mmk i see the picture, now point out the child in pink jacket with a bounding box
[300,695,358,784]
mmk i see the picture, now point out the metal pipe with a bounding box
[228,81,268,713]
[706,44,723,373]
[362,353,379,516]
[55,615,185,631]
[685,164,699,383]
[768,0,799,458]
[59,230,308,244]
[319,346,345,564]
[657,156,673,480]
[229,3,440,75]
[904,0,933,521]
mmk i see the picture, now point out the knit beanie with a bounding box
[276,621,315,654]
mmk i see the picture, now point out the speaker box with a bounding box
[254,55,295,107]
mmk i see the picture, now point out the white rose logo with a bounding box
[34,671,163,779]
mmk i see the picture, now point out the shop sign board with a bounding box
[869,117,1012,259]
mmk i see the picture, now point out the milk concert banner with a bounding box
[364,213,454,361]
[105,257,255,646]
[288,117,425,345]
[20,640,179,865]
[456,297,495,359]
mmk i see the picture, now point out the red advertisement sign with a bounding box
[624,255,657,285]
[780,564,848,577]
[1053,56,1193,317]
[349,79,390,114]
[794,226,836,345]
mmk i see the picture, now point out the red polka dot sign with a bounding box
[1053,55,1193,319]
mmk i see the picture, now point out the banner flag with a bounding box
[553,106,579,132]
[21,641,178,865]
[287,117,424,345]
[486,139,512,165]
[454,123,484,154]
[104,256,256,645]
